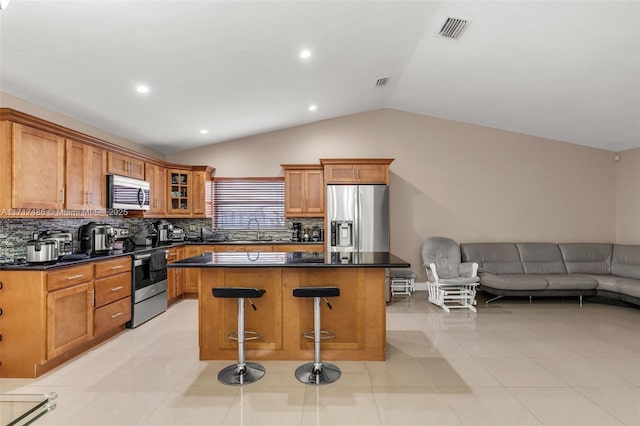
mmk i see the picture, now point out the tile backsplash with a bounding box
[0,217,324,263]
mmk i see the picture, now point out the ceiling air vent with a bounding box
[375,76,390,87]
[438,17,469,39]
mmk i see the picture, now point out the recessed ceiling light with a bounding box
[200,129,209,134]
[0,0,11,10]
[136,84,150,94]
[299,49,312,59]
[308,105,317,111]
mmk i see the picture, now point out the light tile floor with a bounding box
[2,292,640,425]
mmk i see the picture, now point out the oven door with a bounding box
[133,252,168,291]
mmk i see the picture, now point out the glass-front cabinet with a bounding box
[167,169,192,216]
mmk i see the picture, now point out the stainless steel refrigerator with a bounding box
[326,185,389,253]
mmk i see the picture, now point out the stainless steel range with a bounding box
[127,248,168,328]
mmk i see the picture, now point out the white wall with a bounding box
[169,109,618,280]
[0,91,166,160]
[616,147,640,244]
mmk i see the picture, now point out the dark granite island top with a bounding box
[167,251,410,268]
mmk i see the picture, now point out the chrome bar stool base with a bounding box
[295,362,341,385]
[218,362,266,386]
[293,286,341,386]
[212,287,266,386]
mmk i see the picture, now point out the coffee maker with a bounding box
[79,222,115,256]
[154,220,174,244]
[291,222,302,242]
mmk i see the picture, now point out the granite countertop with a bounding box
[167,251,411,268]
[0,241,325,271]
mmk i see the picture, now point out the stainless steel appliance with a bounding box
[78,222,115,256]
[171,226,186,241]
[112,227,130,251]
[291,222,302,242]
[39,230,73,257]
[327,185,389,253]
[154,220,173,244]
[131,223,158,247]
[26,238,58,263]
[106,174,151,211]
[128,248,168,328]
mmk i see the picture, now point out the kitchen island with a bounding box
[168,251,410,361]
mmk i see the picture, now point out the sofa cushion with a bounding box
[587,274,622,292]
[516,243,567,274]
[461,243,524,274]
[479,272,548,290]
[611,245,640,280]
[558,243,612,274]
[615,278,640,298]
[544,274,598,290]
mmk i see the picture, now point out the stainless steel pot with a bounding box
[26,239,58,263]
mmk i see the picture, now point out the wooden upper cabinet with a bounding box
[282,165,324,217]
[145,163,167,216]
[12,123,66,209]
[65,140,106,210]
[192,166,215,218]
[107,151,145,179]
[167,169,192,216]
[321,158,393,185]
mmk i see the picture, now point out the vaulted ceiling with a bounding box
[1,1,638,154]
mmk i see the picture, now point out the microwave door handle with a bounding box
[137,187,144,208]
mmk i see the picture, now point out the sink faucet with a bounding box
[246,218,260,241]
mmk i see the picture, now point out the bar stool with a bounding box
[212,287,266,386]
[292,286,341,385]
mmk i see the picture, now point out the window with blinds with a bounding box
[213,178,285,229]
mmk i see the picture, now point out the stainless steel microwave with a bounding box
[107,174,150,210]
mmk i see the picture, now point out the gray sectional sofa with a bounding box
[459,242,640,306]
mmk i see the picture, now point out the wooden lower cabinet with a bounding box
[47,282,93,359]
[183,246,203,294]
[94,296,131,337]
[167,247,185,303]
[0,257,132,378]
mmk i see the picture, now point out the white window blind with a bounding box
[213,178,285,229]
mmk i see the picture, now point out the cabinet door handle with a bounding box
[110,286,124,292]
[89,192,93,204]
[67,274,84,280]
[90,289,95,306]
[110,265,124,270]
[111,312,123,319]
[59,187,65,203]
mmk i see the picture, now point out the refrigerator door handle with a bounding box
[356,188,361,253]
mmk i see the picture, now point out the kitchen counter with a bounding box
[0,241,325,270]
[168,251,409,268]
[180,251,411,362]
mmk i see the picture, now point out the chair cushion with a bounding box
[440,276,480,285]
[478,273,548,290]
[558,243,612,274]
[516,243,567,274]
[422,237,462,279]
[611,245,640,279]
[461,243,524,274]
[544,274,598,290]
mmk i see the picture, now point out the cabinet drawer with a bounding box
[94,273,131,307]
[94,296,131,337]
[47,264,94,291]
[95,257,131,279]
